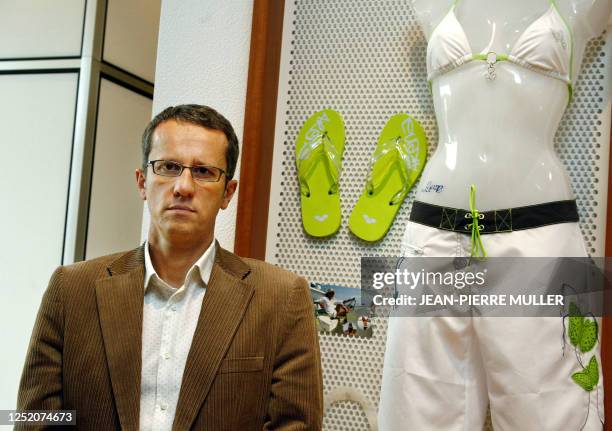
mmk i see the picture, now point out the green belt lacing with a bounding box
[467,184,487,262]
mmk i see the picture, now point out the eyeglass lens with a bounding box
[153,160,221,182]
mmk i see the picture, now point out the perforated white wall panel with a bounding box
[267,1,612,429]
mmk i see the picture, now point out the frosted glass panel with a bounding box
[86,78,152,260]
[0,0,86,59]
[0,72,78,409]
[103,0,161,82]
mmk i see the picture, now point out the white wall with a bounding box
[0,0,86,58]
[0,72,78,410]
[103,0,161,82]
[146,0,254,250]
[86,79,152,260]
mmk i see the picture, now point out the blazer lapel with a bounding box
[172,245,254,431]
[95,246,145,431]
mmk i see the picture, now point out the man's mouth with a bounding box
[167,205,196,212]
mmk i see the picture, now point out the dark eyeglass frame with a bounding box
[148,159,227,183]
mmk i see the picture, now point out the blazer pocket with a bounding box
[217,356,264,374]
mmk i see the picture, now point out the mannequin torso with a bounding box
[380,6,611,430]
[410,0,612,210]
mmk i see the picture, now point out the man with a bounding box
[317,289,349,318]
[17,104,323,430]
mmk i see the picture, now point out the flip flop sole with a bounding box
[295,109,345,237]
[349,113,427,242]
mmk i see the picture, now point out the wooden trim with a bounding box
[235,0,285,258]
[605,106,612,428]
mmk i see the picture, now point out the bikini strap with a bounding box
[549,0,575,104]
[431,0,458,35]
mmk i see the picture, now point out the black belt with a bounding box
[409,200,579,234]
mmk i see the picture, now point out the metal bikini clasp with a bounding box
[485,52,497,81]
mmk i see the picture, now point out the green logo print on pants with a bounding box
[567,302,599,392]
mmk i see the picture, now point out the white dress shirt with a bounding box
[139,240,215,431]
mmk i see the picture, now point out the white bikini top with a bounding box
[426,0,574,99]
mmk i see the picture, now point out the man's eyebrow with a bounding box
[193,159,225,167]
[152,155,222,167]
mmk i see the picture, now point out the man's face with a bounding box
[135,120,237,246]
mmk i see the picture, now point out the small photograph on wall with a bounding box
[310,282,373,338]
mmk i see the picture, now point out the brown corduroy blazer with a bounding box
[17,243,323,430]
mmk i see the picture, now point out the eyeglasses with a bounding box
[148,160,226,183]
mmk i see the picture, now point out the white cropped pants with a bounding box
[378,221,604,431]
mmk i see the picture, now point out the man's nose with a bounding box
[173,168,196,196]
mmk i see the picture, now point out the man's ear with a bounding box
[136,168,147,200]
[221,179,238,209]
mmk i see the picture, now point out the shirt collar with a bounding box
[144,239,216,290]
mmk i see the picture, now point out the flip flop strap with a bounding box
[296,132,341,196]
[466,184,487,263]
[366,137,413,205]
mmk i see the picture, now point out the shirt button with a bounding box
[171,305,177,311]
[160,402,168,411]
[164,352,171,360]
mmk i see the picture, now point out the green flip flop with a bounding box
[349,113,428,242]
[295,109,345,237]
